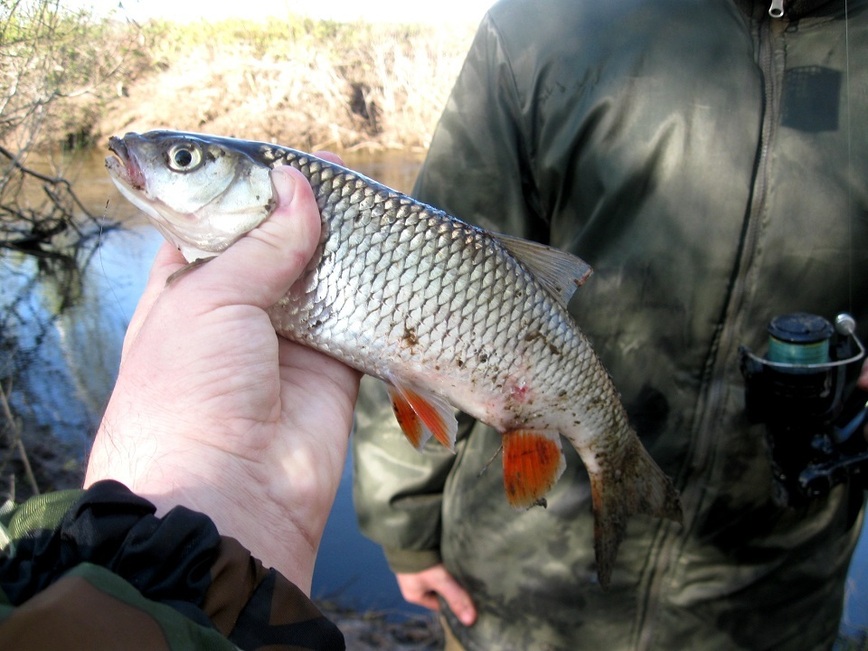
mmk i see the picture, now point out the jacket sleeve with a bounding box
[352,377,467,573]
[412,11,549,242]
[350,14,546,574]
[0,481,344,651]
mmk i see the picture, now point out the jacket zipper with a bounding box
[633,7,785,650]
[769,0,785,18]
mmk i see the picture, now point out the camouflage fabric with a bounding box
[353,0,868,649]
[0,480,344,650]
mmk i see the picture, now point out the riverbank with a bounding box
[90,16,476,154]
[1,9,476,154]
[319,603,443,650]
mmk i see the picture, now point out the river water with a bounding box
[2,148,867,636]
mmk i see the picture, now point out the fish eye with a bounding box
[167,143,202,172]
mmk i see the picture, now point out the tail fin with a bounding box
[587,435,682,588]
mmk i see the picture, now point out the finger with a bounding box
[398,584,441,612]
[432,573,477,626]
[396,573,439,612]
[858,359,868,391]
[395,568,477,625]
[120,241,187,359]
[314,150,344,167]
[183,165,323,309]
[138,242,187,310]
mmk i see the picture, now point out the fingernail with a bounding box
[270,167,296,207]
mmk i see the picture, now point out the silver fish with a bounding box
[105,130,682,587]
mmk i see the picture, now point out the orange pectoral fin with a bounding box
[502,429,567,509]
[385,380,457,452]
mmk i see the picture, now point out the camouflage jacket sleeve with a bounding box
[0,480,344,651]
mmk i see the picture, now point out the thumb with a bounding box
[120,241,187,360]
[192,165,322,309]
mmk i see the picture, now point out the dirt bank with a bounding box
[319,604,443,650]
[94,19,475,154]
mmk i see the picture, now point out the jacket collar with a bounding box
[741,0,840,19]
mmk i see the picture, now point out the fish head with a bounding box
[105,130,275,260]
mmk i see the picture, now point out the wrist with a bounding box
[85,424,321,594]
[384,547,444,574]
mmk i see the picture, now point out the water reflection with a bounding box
[1,221,161,493]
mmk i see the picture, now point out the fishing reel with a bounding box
[739,312,868,506]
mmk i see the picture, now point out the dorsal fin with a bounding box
[494,233,592,308]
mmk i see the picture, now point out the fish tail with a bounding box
[588,435,682,588]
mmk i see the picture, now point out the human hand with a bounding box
[85,164,361,594]
[396,564,477,626]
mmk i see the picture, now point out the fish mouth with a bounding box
[105,135,146,191]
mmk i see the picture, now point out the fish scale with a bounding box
[284,153,564,413]
[105,130,682,587]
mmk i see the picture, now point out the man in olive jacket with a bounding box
[353,0,868,649]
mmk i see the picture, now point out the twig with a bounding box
[0,144,97,220]
[0,378,40,496]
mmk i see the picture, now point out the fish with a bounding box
[105,130,682,587]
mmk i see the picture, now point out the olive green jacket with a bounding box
[353,0,868,649]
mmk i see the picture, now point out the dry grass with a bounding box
[97,17,476,153]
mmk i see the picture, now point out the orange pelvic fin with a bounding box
[502,429,566,508]
[385,380,457,451]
